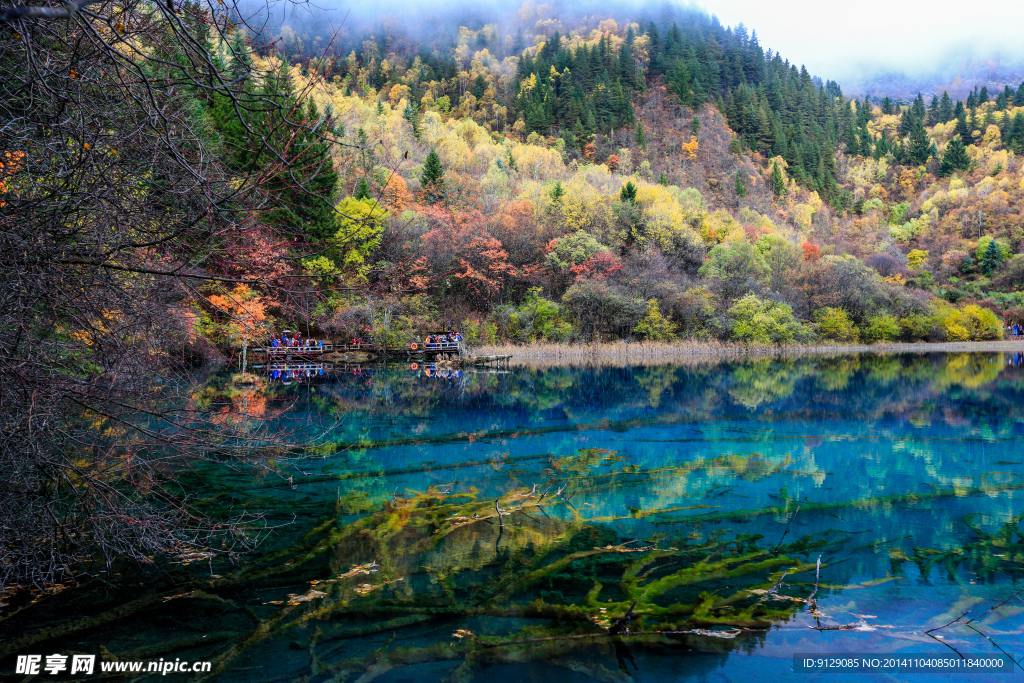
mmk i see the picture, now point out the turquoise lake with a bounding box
[7,351,1024,681]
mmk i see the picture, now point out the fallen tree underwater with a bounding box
[5,445,1024,681]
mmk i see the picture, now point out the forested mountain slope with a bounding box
[208,2,1024,347]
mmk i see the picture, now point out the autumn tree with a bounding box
[0,0,325,586]
[634,299,677,340]
[206,285,268,372]
[454,234,518,305]
[728,294,805,345]
[699,240,770,300]
[814,307,859,342]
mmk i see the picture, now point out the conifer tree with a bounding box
[548,181,565,205]
[354,177,371,200]
[402,101,421,139]
[635,121,647,150]
[770,161,786,199]
[1006,112,1024,154]
[420,148,446,204]
[982,238,1003,275]
[252,68,340,242]
[953,103,971,142]
[734,171,746,197]
[939,92,953,123]
[620,181,638,202]
[907,117,931,165]
[939,135,971,177]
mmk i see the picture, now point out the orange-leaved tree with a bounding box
[207,284,269,373]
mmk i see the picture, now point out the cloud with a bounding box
[697,0,1024,81]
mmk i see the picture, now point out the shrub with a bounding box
[633,299,678,341]
[699,240,770,300]
[563,280,643,340]
[931,302,1003,341]
[728,294,806,345]
[655,283,720,339]
[863,314,901,342]
[899,314,933,341]
[506,288,573,342]
[814,307,859,342]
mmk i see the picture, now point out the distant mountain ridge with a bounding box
[844,55,1024,103]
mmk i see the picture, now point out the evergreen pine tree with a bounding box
[549,181,565,203]
[420,148,445,204]
[770,161,786,199]
[907,117,931,165]
[635,121,647,150]
[402,101,421,139]
[658,172,668,186]
[354,177,371,200]
[247,68,340,243]
[953,103,971,142]
[619,181,638,202]
[939,92,953,123]
[939,135,971,177]
[734,171,746,198]
[1006,112,1024,154]
[982,238,1002,275]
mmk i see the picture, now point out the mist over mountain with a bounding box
[691,0,1024,100]
[841,49,1024,103]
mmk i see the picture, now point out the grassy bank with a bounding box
[470,339,1024,367]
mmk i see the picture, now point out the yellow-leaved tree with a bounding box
[332,197,388,279]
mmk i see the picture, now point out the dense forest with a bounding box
[192,2,1024,349]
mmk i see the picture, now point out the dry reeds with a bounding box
[470,339,1024,368]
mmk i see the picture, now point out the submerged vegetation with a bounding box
[3,353,1024,679]
[4,0,1024,675]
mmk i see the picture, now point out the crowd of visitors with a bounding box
[269,332,323,349]
[423,332,463,347]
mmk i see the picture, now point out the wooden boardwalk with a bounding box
[249,340,477,362]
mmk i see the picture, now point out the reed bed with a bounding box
[470,339,1024,368]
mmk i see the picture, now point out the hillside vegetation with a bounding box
[10,3,1023,352]
[230,3,1024,348]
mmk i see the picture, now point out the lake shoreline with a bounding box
[470,339,1024,366]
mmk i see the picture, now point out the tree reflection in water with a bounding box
[4,352,1024,681]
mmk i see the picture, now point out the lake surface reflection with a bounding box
[13,352,1024,681]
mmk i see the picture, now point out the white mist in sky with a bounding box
[699,0,1024,80]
